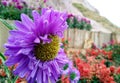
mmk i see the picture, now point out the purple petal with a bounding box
[43,71,46,82]
[34,37,40,43]
[32,10,40,23]
[5,55,22,66]
[40,35,52,44]
[9,30,26,36]
[4,44,21,49]
[41,8,49,15]
[50,76,56,83]
[21,14,34,30]
[19,67,28,78]
[28,60,34,70]
[4,48,20,56]
[13,57,28,75]
[15,21,29,31]
[16,47,32,55]
[37,69,42,83]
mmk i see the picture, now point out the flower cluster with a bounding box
[74,56,116,83]
[0,0,31,20]
[102,41,120,66]
[60,61,80,83]
[0,0,46,20]
[75,57,91,79]
[67,14,92,30]
[86,49,113,60]
[71,46,120,83]
[1,0,25,9]
[24,0,48,10]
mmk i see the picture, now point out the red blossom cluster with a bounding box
[74,56,116,83]
[86,49,113,60]
[93,62,115,83]
[71,48,120,83]
[75,57,92,79]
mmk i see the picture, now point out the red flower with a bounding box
[0,59,2,65]
[116,67,120,74]
[0,69,6,77]
[107,51,113,59]
[61,75,70,83]
[110,66,115,73]
[75,58,91,78]
[16,78,26,83]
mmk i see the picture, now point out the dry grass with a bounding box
[73,3,120,34]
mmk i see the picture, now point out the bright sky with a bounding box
[87,0,120,27]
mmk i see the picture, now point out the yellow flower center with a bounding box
[34,35,59,61]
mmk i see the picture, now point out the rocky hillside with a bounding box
[45,0,120,33]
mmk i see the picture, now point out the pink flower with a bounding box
[1,1,7,6]
[43,0,47,3]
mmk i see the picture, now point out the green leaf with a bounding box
[79,79,87,83]
[12,76,19,83]
[114,74,120,83]
[3,65,12,83]
[0,19,16,30]
[0,52,6,62]
[0,53,12,83]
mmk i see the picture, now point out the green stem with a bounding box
[0,52,6,62]
[0,18,16,30]
[12,76,18,83]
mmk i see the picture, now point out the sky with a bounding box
[87,0,120,27]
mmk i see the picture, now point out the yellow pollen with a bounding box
[34,35,59,61]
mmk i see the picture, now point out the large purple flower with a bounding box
[4,8,69,83]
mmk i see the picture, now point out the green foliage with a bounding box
[67,17,92,31]
[0,53,6,62]
[78,79,87,83]
[90,76,101,83]
[104,60,113,67]
[114,74,120,83]
[56,80,62,83]
[67,17,75,28]
[105,44,120,66]
[0,52,18,83]
[78,77,101,83]
[0,2,33,20]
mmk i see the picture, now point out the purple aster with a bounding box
[61,61,73,75]
[61,61,80,83]
[69,68,80,83]
[4,8,69,83]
